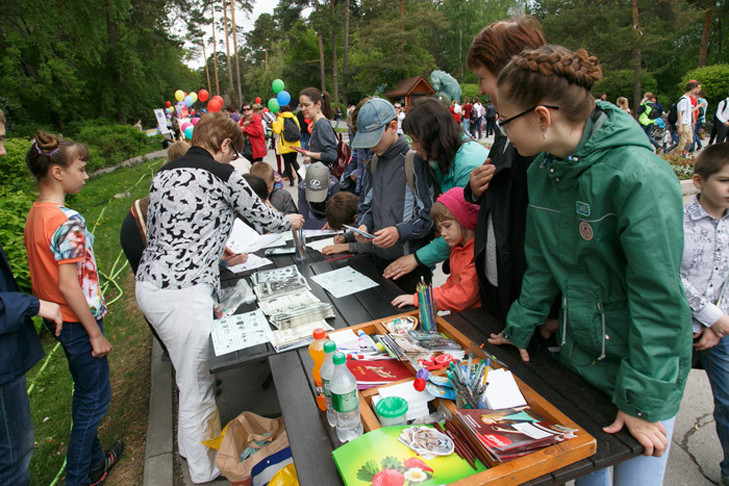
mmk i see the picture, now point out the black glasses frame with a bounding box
[497,105,560,136]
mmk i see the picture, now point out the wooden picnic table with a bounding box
[212,247,642,485]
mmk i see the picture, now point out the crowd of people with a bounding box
[3,13,729,486]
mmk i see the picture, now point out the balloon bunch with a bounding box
[267,79,291,114]
[166,88,228,139]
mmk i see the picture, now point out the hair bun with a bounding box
[515,45,602,90]
[35,131,60,152]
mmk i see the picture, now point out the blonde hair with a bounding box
[167,140,190,161]
[497,45,603,124]
[250,161,274,184]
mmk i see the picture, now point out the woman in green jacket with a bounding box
[383,97,488,280]
[489,45,691,485]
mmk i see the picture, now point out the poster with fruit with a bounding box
[331,425,486,486]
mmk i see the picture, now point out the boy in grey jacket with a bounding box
[351,98,435,292]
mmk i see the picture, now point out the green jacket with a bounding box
[415,139,488,267]
[503,102,691,423]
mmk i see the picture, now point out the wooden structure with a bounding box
[384,76,435,111]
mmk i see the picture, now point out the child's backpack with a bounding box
[648,104,663,120]
[282,117,301,143]
[331,132,352,179]
[369,150,441,197]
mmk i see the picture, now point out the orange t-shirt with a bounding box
[24,202,106,322]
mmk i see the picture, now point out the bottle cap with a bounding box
[323,341,336,353]
[333,352,347,365]
[313,328,326,340]
[375,396,409,418]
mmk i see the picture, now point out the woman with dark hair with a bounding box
[295,87,338,167]
[135,112,303,483]
[383,97,488,280]
[464,16,548,327]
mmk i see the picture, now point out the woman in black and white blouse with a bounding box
[136,112,303,483]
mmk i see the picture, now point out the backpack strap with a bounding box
[369,150,419,195]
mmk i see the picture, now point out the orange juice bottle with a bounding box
[308,328,327,411]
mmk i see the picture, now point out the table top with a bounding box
[213,249,642,485]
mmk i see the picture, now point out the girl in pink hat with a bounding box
[391,187,481,312]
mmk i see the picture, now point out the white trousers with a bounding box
[136,281,221,483]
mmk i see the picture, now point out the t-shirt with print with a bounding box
[25,202,106,322]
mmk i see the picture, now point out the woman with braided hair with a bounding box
[488,45,691,485]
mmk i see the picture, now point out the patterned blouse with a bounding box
[136,147,290,291]
[681,196,729,333]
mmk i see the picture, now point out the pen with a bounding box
[323,254,354,262]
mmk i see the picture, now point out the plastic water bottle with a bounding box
[330,352,363,442]
[308,328,327,411]
[320,341,337,427]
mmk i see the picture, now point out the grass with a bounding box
[27,156,165,485]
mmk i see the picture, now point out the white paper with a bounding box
[305,237,335,253]
[257,291,321,315]
[297,164,307,181]
[484,369,528,410]
[267,320,334,352]
[210,309,271,356]
[328,329,360,352]
[309,266,379,298]
[376,380,433,421]
[225,254,272,274]
[226,218,286,254]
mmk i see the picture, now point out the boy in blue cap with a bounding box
[351,98,435,293]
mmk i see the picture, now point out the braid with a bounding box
[497,45,602,124]
[512,46,602,90]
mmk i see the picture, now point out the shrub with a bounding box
[682,64,729,116]
[0,187,34,293]
[461,83,479,101]
[0,136,35,192]
[75,123,153,172]
[659,152,694,180]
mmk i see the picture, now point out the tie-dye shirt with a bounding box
[25,202,106,322]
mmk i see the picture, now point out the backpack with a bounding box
[331,132,352,179]
[369,150,441,197]
[282,117,301,143]
[667,98,684,127]
[648,104,663,120]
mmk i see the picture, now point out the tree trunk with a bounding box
[107,11,125,123]
[230,0,243,106]
[631,0,642,116]
[223,0,234,104]
[331,0,339,103]
[211,4,220,95]
[698,7,713,67]
[343,0,350,106]
[202,38,212,94]
[318,32,326,93]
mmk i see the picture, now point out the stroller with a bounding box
[651,117,675,154]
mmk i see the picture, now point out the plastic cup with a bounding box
[375,396,409,426]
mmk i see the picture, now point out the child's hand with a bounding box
[694,326,721,351]
[90,334,113,358]
[322,243,349,255]
[373,226,399,248]
[391,294,416,308]
[333,235,346,244]
[487,332,531,362]
[603,410,669,457]
[38,300,63,335]
[354,225,371,244]
[383,254,417,280]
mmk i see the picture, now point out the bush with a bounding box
[682,64,729,117]
[592,69,658,105]
[75,123,154,172]
[0,136,35,192]
[0,187,35,293]
[461,83,480,101]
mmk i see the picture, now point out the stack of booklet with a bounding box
[251,265,335,351]
[377,330,465,362]
[455,406,578,462]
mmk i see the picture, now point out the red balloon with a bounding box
[165,101,171,107]
[198,89,210,102]
[255,97,262,104]
[207,99,222,112]
[211,95,224,106]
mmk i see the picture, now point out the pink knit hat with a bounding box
[436,187,479,230]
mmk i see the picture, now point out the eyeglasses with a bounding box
[497,105,560,137]
[242,107,252,111]
[394,105,402,109]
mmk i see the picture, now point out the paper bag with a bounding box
[215,411,290,486]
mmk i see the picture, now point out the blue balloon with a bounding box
[184,95,194,107]
[276,90,291,107]
[184,126,194,140]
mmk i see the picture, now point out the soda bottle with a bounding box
[308,328,327,411]
[330,352,363,442]
[321,341,337,427]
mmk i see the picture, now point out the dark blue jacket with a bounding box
[1,245,43,385]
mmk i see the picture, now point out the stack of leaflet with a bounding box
[456,406,578,462]
[377,330,465,363]
[252,265,335,351]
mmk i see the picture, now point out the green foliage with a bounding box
[682,64,729,112]
[74,122,158,172]
[659,152,695,180]
[0,188,35,292]
[461,83,480,101]
[593,70,658,103]
[356,460,380,482]
[380,456,405,472]
[0,136,34,192]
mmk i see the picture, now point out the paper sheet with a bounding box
[305,237,335,253]
[483,368,528,410]
[225,254,273,274]
[226,218,286,254]
[309,266,379,298]
[210,309,271,356]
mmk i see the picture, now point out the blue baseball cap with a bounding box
[351,98,396,149]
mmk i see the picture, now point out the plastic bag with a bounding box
[215,279,256,319]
